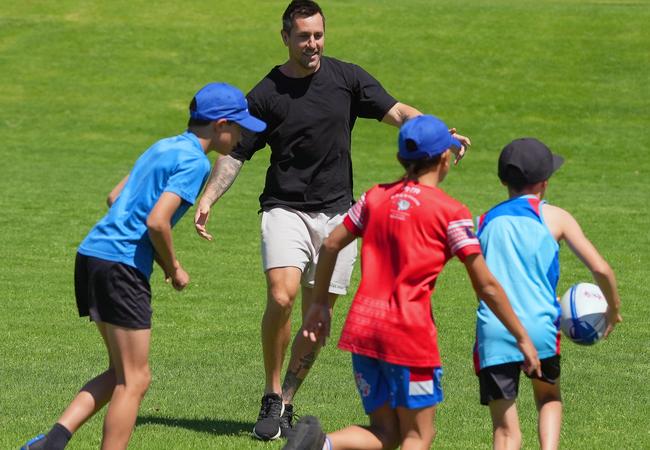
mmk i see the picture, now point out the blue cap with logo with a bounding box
[190,82,267,132]
[398,115,462,160]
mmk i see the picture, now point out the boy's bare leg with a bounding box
[328,403,400,450]
[100,324,151,450]
[396,405,437,450]
[57,322,116,434]
[532,379,562,450]
[489,399,522,450]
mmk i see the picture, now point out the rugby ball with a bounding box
[559,283,608,345]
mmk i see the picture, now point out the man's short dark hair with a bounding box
[282,0,325,34]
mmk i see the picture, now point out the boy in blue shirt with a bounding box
[474,138,622,450]
[21,83,266,450]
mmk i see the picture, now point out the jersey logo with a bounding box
[355,372,372,397]
[397,199,411,211]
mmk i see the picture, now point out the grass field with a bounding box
[1,0,649,448]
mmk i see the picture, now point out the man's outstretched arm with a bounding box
[194,154,243,241]
[381,102,422,127]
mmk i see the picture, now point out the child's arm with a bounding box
[464,253,542,376]
[106,174,129,207]
[543,204,622,336]
[147,191,189,291]
[302,224,357,345]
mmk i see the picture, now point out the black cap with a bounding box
[498,138,564,186]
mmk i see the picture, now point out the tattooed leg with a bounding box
[281,288,339,404]
[282,348,318,403]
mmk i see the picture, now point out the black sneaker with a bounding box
[282,416,326,450]
[280,403,295,438]
[252,393,285,441]
[20,434,47,450]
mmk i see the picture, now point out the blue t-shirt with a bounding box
[78,132,210,279]
[474,195,561,370]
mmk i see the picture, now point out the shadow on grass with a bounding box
[136,415,251,436]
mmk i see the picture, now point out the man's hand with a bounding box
[194,155,244,242]
[301,302,332,346]
[449,127,471,165]
[194,201,213,241]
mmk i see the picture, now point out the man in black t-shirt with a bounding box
[194,1,470,441]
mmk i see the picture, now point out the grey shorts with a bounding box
[260,206,357,295]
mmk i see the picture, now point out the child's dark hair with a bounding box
[398,154,442,182]
[188,96,211,128]
[499,166,529,192]
[282,1,324,34]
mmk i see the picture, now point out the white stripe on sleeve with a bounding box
[447,219,479,254]
[347,192,367,232]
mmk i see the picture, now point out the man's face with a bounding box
[282,13,325,73]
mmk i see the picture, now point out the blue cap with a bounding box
[190,82,267,132]
[398,115,462,160]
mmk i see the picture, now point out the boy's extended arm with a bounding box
[544,204,622,336]
[194,155,243,241]
[464,253,542,376]
[302,224,357,345]
[147,191,189,291]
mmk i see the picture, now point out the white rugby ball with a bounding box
[560,282,608,345]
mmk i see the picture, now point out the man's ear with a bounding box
[281,29,289,46]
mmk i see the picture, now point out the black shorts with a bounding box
[478,355,561,405]
[75,253,152,329]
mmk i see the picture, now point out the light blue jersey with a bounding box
[78,132,210,279]
[474,195,561,370]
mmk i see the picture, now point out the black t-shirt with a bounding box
[230,56,397,213]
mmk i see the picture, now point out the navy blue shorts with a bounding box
[352,353,443,414]
[478,355,561,405]
[75,253,152,329]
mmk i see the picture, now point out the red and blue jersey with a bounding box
[474,195,561,371]
[338,180,481,367]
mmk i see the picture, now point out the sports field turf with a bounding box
[1,1,648,448]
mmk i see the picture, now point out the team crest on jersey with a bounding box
[397,199,411,211]
[355,372,371,397]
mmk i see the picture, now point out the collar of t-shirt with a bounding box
[181,130,205,155]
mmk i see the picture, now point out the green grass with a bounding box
[1,0,649,448]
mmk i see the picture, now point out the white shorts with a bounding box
[261,206,357,295]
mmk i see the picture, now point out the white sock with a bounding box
[323,435,332,450]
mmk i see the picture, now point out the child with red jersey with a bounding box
[283,115,541,450]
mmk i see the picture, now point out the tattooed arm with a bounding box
[194,154,243,241]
